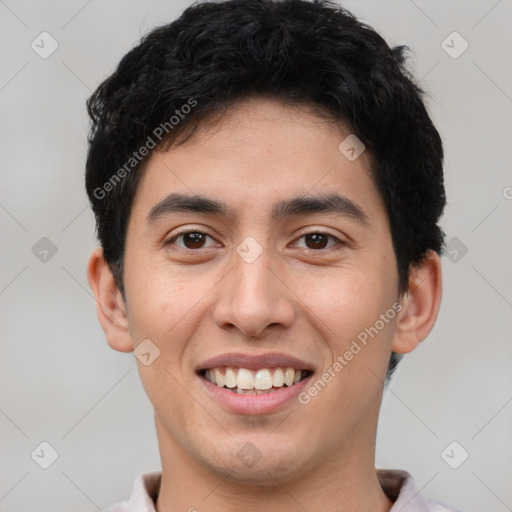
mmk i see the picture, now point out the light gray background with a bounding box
[1,0,511,511]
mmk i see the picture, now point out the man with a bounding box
[85,0,461,510]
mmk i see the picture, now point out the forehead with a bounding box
[130,97,387,228]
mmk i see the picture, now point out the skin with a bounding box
[88,97,442,512]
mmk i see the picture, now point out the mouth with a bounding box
[200,367,313,395]
[196,352,315,414]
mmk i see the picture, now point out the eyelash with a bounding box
[165,229,345,253]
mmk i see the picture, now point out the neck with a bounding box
[154,418,393,512]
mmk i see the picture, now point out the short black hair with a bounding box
[85,0,446,379]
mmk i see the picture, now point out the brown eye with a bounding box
[294,232,342,251]
[166,231,216,250]
[303,233,330,249]
[181,232,207,249]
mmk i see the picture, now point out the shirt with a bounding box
[104,469,462,511]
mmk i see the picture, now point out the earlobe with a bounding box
[391,250,443,355]
[87,247,134,353]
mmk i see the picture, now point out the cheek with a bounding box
[124,253,210,342]
[293,266,387,346]
[123,265,206,418]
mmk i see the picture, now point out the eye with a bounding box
[165,230,344,252]
[292,232,343,251]
[165,230,218,250]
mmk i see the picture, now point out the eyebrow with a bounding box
[146,192,369,226]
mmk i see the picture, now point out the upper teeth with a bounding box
[205,367,305,390]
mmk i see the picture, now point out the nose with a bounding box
[212,245,296,338]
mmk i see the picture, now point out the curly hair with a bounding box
[85,0,446,379]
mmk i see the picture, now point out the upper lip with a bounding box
[196,352,316,373]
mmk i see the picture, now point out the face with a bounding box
[113,98,405,482]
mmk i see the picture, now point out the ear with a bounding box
[87,247,134,353]
[391,250,443,354]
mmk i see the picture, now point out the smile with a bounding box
[202,367,312,394]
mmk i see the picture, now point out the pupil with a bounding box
[306,233,327,249]
[185,232,205,248]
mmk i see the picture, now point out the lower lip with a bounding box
[199,373,313,415]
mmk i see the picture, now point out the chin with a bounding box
[197,435,311,485]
